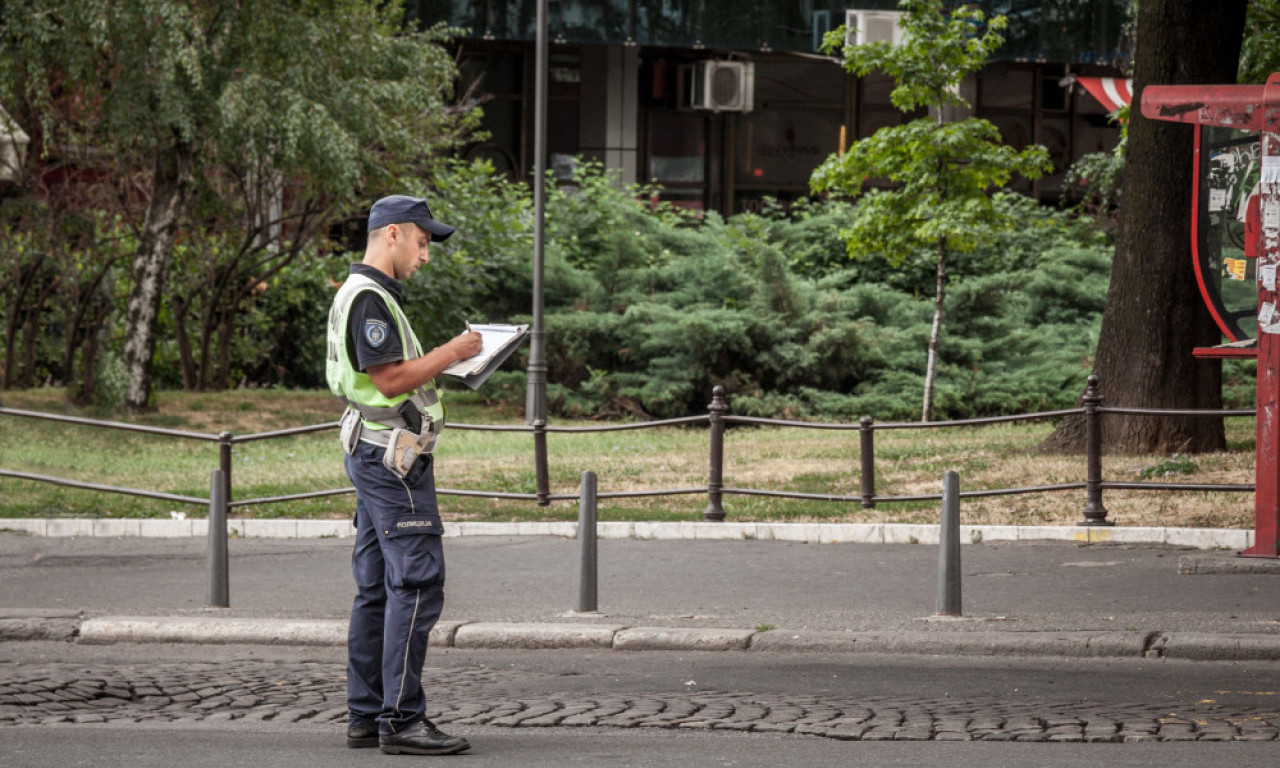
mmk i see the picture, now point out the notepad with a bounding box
[441,323,530,389]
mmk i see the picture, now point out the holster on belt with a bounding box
[340,406,438,477]
[381,426,437,477]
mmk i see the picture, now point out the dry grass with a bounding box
[0,387,1259,528]
[703,422,1256,528]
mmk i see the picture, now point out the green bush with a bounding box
[9,156,1237,423]
[494,162,1122,421]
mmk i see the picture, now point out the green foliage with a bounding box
[810,0,1053,421]
[459,160,1112,422]
[1,1,467,195]
[812,0,1052,262]
[1064,0,1133,223]
[91,352,129,417]
[0,1,475,404]
[812,119,1051,259]
[2,145,1125,424]
[1063,106,1127,219]
[234,252,334,390]
[0,205,134,402]
[1223,357,1257,410]
[1240,0,1280,84]
[395,157,535,349]
[827,0,1006,114]
[1138,454,1198,479]
[752,197,859,279]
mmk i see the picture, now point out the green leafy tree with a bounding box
[0,1,470,410]
[810,0,1051,421]
[1241,0,1280,83]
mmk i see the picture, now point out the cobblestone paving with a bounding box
[0,661,1276,742]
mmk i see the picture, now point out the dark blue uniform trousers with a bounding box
[344,441,446,735]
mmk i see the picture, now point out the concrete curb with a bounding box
[748,629,1155,658]
[453,622,624,650]
[614,627,756,652]
[1178,554,1280,574]
[77,617,348,646]
[0,617,83,642]
[1148,632,1280,661]
[0,519,1256,550]
[8,615,1279,661]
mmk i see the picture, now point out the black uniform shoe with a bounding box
[346,722,379,748]
[379,720,471,755]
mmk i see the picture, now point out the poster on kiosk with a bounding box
[1142,72,1280,557]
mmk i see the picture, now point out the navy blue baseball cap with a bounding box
[367,195,455,242]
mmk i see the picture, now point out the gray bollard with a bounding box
[208,469,230,608]
[936,470,961,617]
[575,470,598,613]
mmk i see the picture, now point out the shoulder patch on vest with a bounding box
[364,319,389,348]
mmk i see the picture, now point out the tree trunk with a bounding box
[19,309,38,387]
[171,294,197,390]
[215,308,233,390]
[922,238,947,422]
[122,141,194,412]
[1040,0,1247,454]
[74,297,111,406]
[2,259,35,389]
[63,263,112,401]
[18,262,58,388]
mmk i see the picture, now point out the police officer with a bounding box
[326,194,482,756]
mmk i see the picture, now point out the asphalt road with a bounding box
[4,534,1278,637]
[3,642,1279,767]
[8,724,1280,768]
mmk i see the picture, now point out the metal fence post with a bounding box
[575,470,598,613]
[859,416,876,509]
[936,470,962,617]
[534,419,550,506]
[704,386,727,521]
[208,469,230,608]
[1080,375,1112,526]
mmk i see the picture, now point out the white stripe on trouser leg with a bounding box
[399,476,416,514]
[392,588,422,729]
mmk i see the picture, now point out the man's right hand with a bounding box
[449,330,483,361]
[368,330,485,398]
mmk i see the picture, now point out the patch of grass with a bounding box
[787,472,851,494]
[1138,454,1198,479]
[0,387,1259,529]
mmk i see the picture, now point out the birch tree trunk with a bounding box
[922,238,947,422]
[122,142,194,412]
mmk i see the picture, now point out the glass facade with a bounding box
[426,1,1128,214]
[412,1,1129,66]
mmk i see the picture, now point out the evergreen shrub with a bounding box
[466,162,1126,422]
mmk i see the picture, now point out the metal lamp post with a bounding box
[525,0,549,425]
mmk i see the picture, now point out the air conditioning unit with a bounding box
[679,61,755,113]
[845,9,905,47]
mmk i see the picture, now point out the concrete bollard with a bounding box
[207,469,229,608]
[575,470,598,613]
[936,470,961,617]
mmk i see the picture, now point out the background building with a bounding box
[409,0,1130,215]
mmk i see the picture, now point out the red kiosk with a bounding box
[1142,73,1280,558]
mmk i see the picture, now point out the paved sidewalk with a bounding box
[1,523,1278,660]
